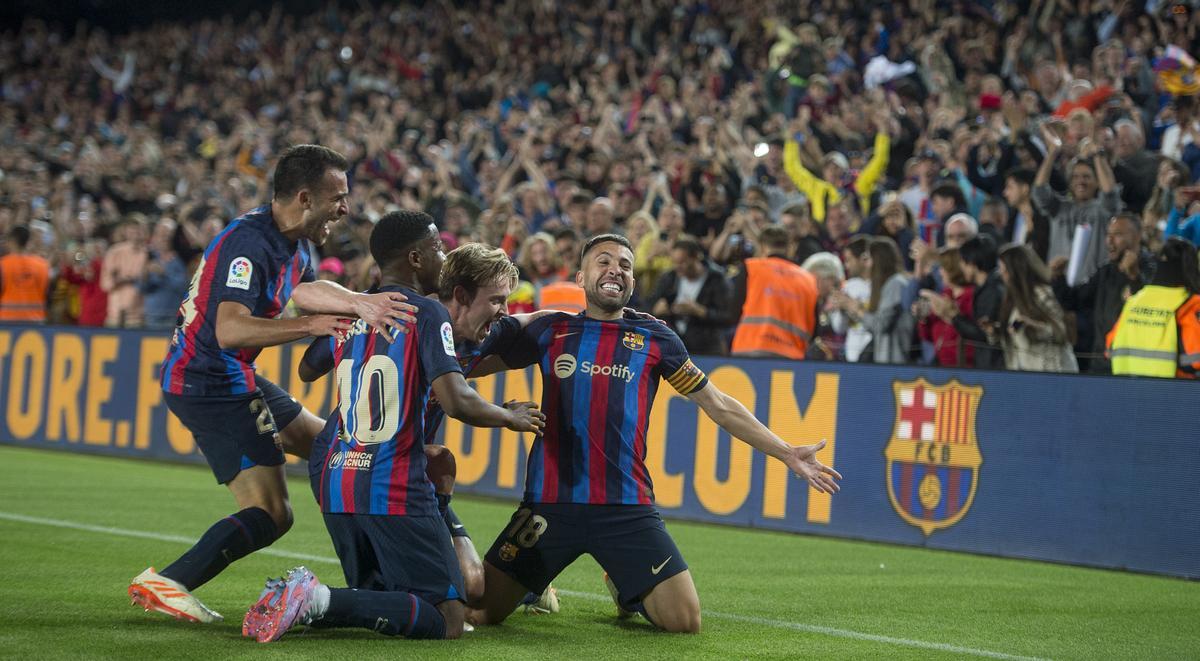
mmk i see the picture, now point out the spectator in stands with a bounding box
[782,109,891,222]
[517,232,568,296]
[649,235,734,356]
[777,203,824,267]
[1033,125,1122,285]
[60,239,108,327]
[800,252,845,360]
[1001,168,1050,260]
[1112,118,1158,213]
[831,237,913,364]
[872,199,917,271]
[553,228,583,276]
[998,244,1079,373]
[927,183,969,248]
[837,236,873,363]
[928,247,975,367]
[100,218,148,328]
[1053,213,1155,374]
[1107,238,1200,378]
[317,257,346,287]
[141,219,189,330]
[1165,186,1200,248]
[731,227,818,359]
[923,235,1006,370]
[0,225,51,323]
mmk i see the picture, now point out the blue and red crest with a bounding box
[885,378,984,536]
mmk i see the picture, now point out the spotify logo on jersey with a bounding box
[553,353,635,383]
[554,354,578,378]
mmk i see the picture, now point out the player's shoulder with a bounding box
[526,310,577,334]
[619,309,676,339]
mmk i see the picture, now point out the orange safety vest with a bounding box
[538,281,587,314]
[0,253,50,322]
[731,256,817,359]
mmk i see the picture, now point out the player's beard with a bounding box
[586,280,632,313]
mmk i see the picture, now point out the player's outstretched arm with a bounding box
[431,372,546,433]
[297,336,335,382]
[686,384,842,494]
[215,301,352,350]
[292,280,418,340]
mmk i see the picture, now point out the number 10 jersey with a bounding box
[308,286,462,516]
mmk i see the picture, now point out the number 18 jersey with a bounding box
[308,286,462,516]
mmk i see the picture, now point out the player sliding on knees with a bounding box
[297,242,563,617]
[129,145,416,624]
[466,234,842,633]
[242,210,545,642]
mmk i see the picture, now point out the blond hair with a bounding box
[438,242,519,302]
[517,232,562,276]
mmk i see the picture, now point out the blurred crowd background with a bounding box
[3,0,1200,375]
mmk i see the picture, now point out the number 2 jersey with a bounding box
[496,310,709,506]
[160,206,314,396]
[306,286,462,517]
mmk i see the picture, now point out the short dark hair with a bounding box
[272,144,349,200]
[959,234,998,273]
[370,210,437,268]
[931,183,966,208]
[552,227,580,242]
[580,233,632,262]
[8,225,31,249]
[672,234,704,258]
[845,235,871,258]
[760,226,790,251]
[1005,167,1035,187]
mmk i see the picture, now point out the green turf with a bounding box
[0,446,1196,660]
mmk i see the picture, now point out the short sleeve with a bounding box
[417,300,463,383]
[211,232,269,309]
[655,324,708,395]
[300,335,337,379]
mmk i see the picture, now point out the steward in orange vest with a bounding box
[538,280,587,314]
[731,226,818,359]
[0,226,50,323]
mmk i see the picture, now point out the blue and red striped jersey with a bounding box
[420,321,517,445]
[309,287,462,516]
[499,310,709,505]
[160,206,314,396]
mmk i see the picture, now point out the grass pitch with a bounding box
[0,446,1195,660]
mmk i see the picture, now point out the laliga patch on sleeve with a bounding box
[226,257,253,290]
[441,321,456,356]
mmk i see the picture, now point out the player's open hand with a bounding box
[306,315,355,341]
[353,291,418,342]
[504,400,546,435]
[785,439,842,494]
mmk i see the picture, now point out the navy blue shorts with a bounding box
[484,503,687,608]
[322,512,464,606]
[163,376,302,484]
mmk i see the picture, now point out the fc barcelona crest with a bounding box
[623,331,645,351]
[885,378,983,536]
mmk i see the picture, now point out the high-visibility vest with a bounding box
[1107,285,1190,377]
[731,257,817,359]
[0,253,50,322]
[538,281,586,314]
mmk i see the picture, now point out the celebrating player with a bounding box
[242,210,545,642]
[129,145,415,624]
[299,241,561,614]
[467,234,842,633]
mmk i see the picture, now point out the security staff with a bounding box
[0,226,50,323]
[731,226,818,359]
[1107,238,1200,378]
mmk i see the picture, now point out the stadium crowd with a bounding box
[2,0,1200,376]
